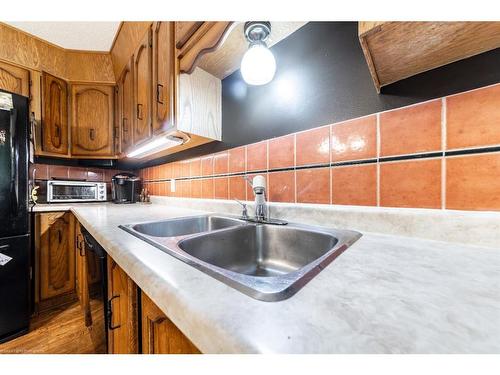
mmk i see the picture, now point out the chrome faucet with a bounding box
[235,175,287,225]
[243,175,268,222]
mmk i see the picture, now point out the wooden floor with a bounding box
[0,298,106,354]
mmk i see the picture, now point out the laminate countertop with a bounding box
[32,202,500,353]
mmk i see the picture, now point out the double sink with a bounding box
[120,215,361,301]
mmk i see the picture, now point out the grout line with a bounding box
[376,113,381,207]
[266,140,269,171]
[441,97,447,210]
[329,124,333,205]
[329,164,333,205]
[294,133,297,203]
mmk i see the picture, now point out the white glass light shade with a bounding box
[241,43,276,85]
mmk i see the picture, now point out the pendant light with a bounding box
[241,22,276,85]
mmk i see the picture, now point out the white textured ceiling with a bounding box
[5,22,120,51]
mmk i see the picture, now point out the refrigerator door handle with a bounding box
[9,109,19,218]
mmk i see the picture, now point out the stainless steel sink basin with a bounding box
[120,215,361,302]
[178,225,339,277]
[124,215,245,237]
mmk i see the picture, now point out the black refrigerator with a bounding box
[0,90,30,343]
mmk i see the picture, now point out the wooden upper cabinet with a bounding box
[0,60,29,96]
[177,22,233,75]
[39,212,75,301]
[359,22,500,92]
[141,293,200,354]
[107,257,139,354]
[42,72,69,156]
[175,22,203,49]
[117,58,134,153]
[70,84,115,157]
[133,29,152,146]
[152,21,176,134]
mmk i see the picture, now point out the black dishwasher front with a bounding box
[80,225,108,352]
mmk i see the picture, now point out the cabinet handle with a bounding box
[122,118,128,132]
[137,104,143,120]
[156,84,164,104]
[114,126,119,140]
[107,295,121,331]
[76,233,85,257]
[89,128,95,141]
[54,124,60,139]
[58,229,62,244]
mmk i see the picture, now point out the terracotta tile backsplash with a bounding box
[228,147,246,173]
[269,134,295,169]
[447,84,500,149]
[214,177,229,200]
[296,125,330,166]
[380,99,442,156]
[296,168,330,204]
[213,152,229,175]
[268,171,295,203]
[201,178,214,199]
[380,159,441,209]
[446,154,500,211]
[141,83,500,212]
[189,158,201,177]
[32,164,123,183]
[246,141,268,171]
[332,164,377,206]
[201,155,214,176]
[229,176,246,201]
[331,115,377,162]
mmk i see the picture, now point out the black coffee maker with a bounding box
[111,173,141,204]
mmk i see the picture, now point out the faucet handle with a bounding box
[234,199,249,219]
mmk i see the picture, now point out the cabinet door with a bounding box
[117,58,134,153]
[113,85,120,155]
[42,72,69,155]
[141,293,200,354]
[71,84,115,157]
[152,22,176,134]
[107,257,139,354]
[133,29,152,145]
[0,60,29,96]
[39,212,75,300]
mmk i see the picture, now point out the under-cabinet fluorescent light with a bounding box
[127,136,184,158]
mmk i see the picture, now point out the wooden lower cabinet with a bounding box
[36,212,199,354]
[38,212,76,302]
[141,293,200,354]
[107,257,139,354]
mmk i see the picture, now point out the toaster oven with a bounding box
[47,180,107,203]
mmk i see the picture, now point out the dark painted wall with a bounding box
[42,22,500,170]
